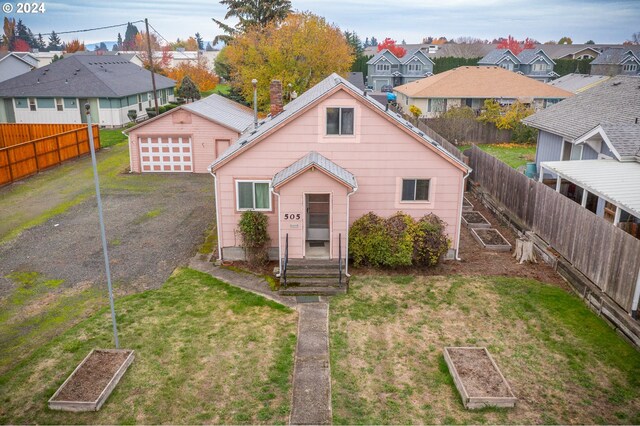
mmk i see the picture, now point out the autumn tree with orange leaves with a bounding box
[496,35,536,55]
[135,32,173,74]
[166,58,219,92]
[65,38,85,53]
[377,37,407,58]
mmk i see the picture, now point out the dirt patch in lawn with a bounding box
[447,347,511,398]
[53,350,130,402]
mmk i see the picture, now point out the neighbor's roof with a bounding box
[547,73,610,93]
[125,93,254,134]
[516,49,554,64]
[210,73,469,172]
[393,66,573,99]
[575,123,640,160]
[478,49,514,64]
[590,47,640,65]
[540,159,640,217]
[346,72,365,91]
[523,75,640,140]
[272,151,357,189]
[0,54,175,98]
[0,52,37,67]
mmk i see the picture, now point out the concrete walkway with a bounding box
[189,256,332,424]
[290,302,332,425]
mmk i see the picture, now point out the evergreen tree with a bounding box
[195,32,204,50]
[48,30,61,50]
[36,33,46,50]
[98,42,108,51]
[370,36,378,46]
[123,22,139,50]
[177,75,201,102]
[51,53,63,62]
[344,30,363,56]
[364,37,369,48]
[116,32,123,50]
[401,39,406,45]
[205,42,214,51]
[212,0,292,44]
[15,19,34,47]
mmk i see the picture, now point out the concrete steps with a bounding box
[279,258,347,296]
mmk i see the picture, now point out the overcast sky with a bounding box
[9,0,639,45]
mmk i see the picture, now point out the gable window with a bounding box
[532,63,549,72]
[29,98,36,111]
[407,63,422,72]
[236,181,271,211]
[326,107,354,135]
[56,98,64,111]
[376,63,391,72]
[623,63,638,72]
[401,179,430,201]
[499,62,513,71]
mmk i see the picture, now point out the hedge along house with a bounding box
[209,74,470,274]
[0,54,175,127]
[126,94,254,173]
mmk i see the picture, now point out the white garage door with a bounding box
[139,135,193,172]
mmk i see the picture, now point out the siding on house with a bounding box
[582,144,599,160]
[215,89,464,258]
[535,130,563,170]
[0,55,33,82]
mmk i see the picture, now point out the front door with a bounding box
[79,98,99,124]
[305,194,330,259]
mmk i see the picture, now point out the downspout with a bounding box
[345,182,358,277]
[208,165,223,262]
[270,183,282,276]
[455,169,471,261]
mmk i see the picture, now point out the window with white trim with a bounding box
[623,63,638,72]
[29,98,36,111]
[236,181,271,211]
[570,144,583,160]
[56,98,63,111]
[407,63,422,72]
[401,179,430,201]
[137,94,143,112]
[326,107,354,135]
[376,62,391,72]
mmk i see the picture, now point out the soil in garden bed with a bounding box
[462,211,489,224]
[448,348,511,398]
[474,229,509,246]
[52,351,130,402]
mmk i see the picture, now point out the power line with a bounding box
[40,20,144,37]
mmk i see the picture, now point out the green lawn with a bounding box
[201,84,231,98]
[0,268,297,424]
[460,143,536,169]
[330,275,640,425]
[99,128,128,148]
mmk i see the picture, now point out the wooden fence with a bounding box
[0,124,88,148]
[469,145,640,314]
[422,117,513,144]
[0,124,100,186]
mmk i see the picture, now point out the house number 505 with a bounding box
[284,214,301,220]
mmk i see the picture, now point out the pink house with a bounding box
[209,74,471,280]
[126,94,254,173]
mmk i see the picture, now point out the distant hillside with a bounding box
[85,41,117,51]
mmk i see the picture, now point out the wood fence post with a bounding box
[55,135,61,164]
[5,150,14,184]
[32,141,39,172]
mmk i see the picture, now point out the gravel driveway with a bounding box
[0,170,214,298]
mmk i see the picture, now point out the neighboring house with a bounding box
[478,48,558,82]
[523,76,640,231]
[29,50,65,67]
[209,74,470,269]
[69,51,144,67]
[393,66,573,118]
[366,49,434,91]
[547,73,610,93]
[126,93,254,173]
[590,47,640,76]
[0,52,37,82]
[0,54,175,127]
[117,49,219,71]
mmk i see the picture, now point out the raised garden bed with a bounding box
[463,196,474,212]
[49,349,134,412]
[471,228,512,252]
[461,211,491,229]
[443,347,517,409]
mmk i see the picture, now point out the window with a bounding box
[428,98,446,113]
[623,63,638,72]
[401,179,430,201]
[407,63,421,72]
[56,98,63,111]
[148,93,152,107]
[29,98,36,111]
[376,62,390,72]
[236,181,271,211]
[326,107,354,135]
[570,144,583,160]
[499,62,513,71]
[137,94,142,112]
[532,63,549,72]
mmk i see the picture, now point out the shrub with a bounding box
[348,212,391,267]
[349,211,450,268]
[409,104,422,120]
[237,211,270,266]
[413,214,450,266]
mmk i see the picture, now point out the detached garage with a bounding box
[126,94,254,173]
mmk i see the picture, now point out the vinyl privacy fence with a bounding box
[0,124,100,186]
[469,145,640,315]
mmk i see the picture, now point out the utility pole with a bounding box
[85,103,119,349]
[145,18,159,115]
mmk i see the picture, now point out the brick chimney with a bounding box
[270,80,284,116]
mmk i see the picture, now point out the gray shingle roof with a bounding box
[478,49,514,64]
[517,49,554,64]
[366,49,402,65]
[523,75,640,140]
[183,94,254,133]
[599,123,640,158]
[547,73,610,93]
[346,72,365,91]
[0,54,175,98]
[272,151,357,188]
[590,47,640,65]
[210,73,470,172]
